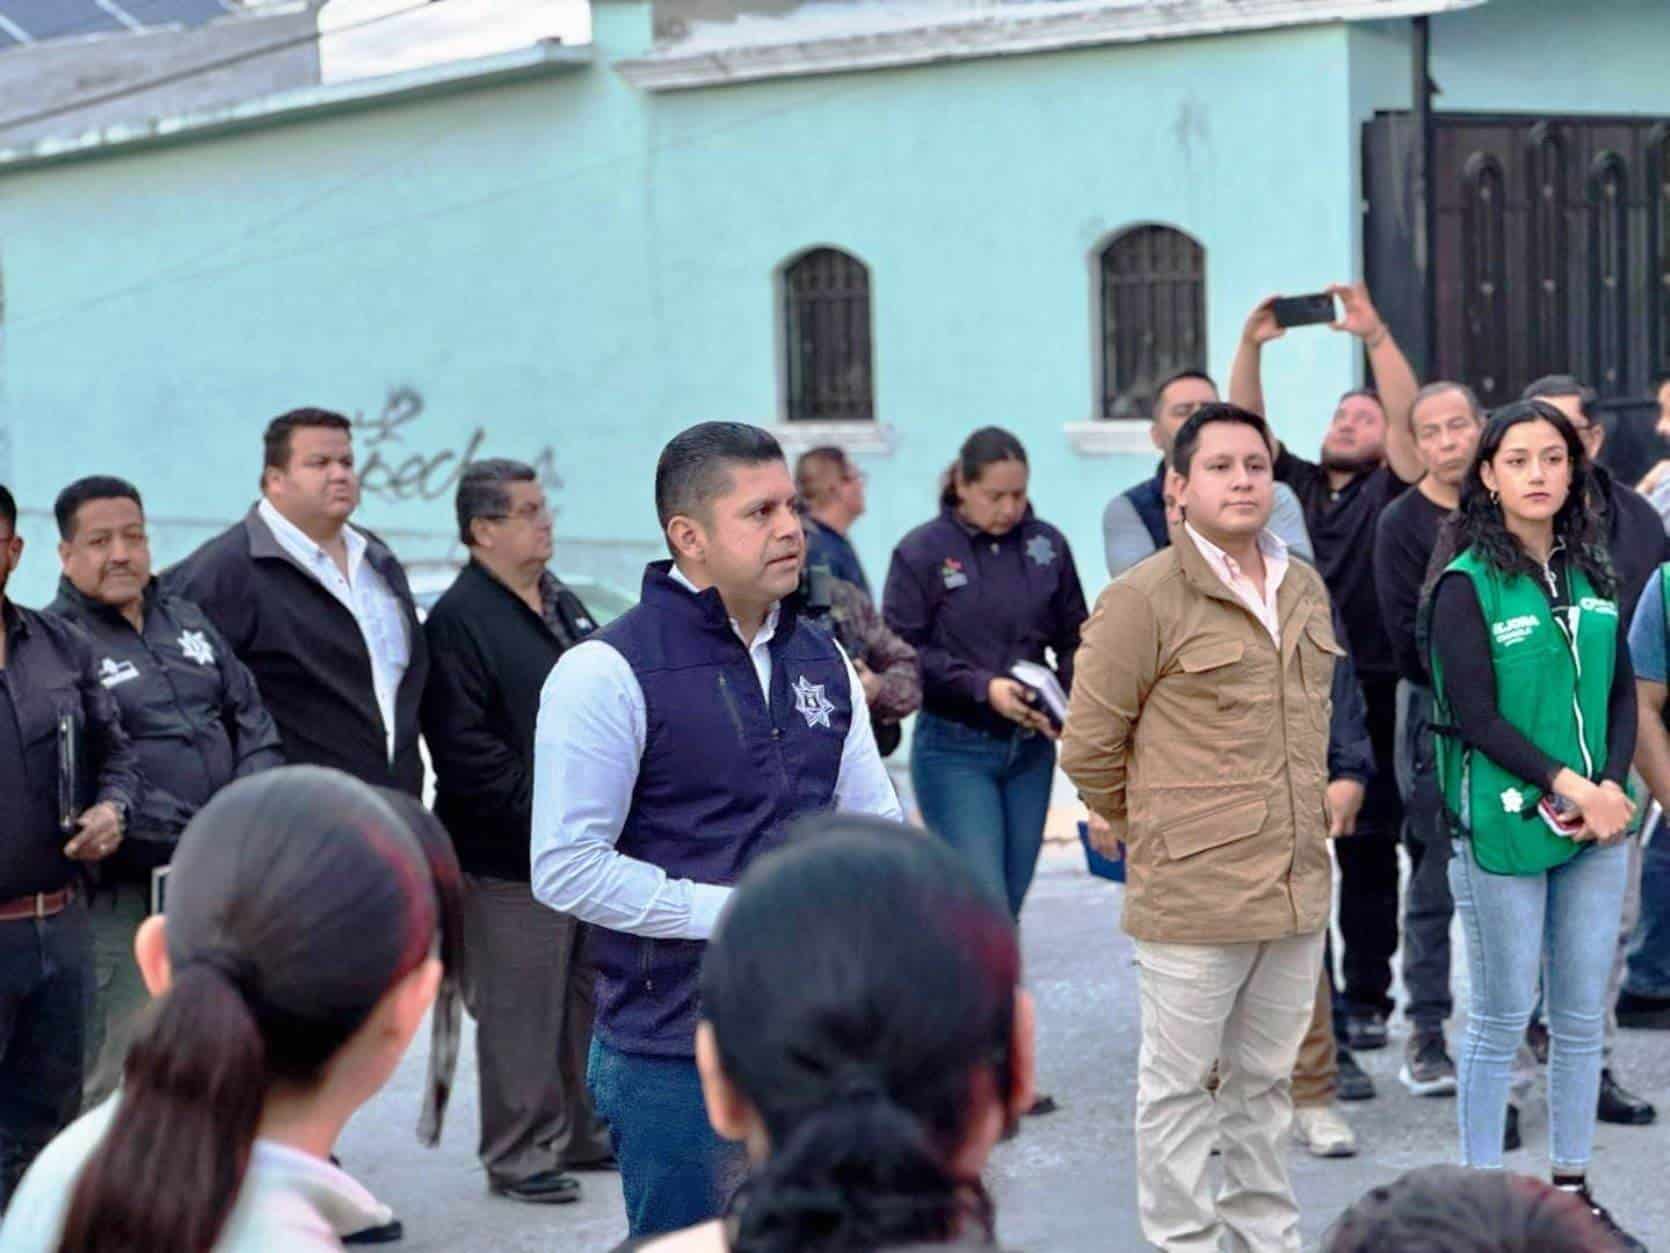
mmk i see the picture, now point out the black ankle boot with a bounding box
[1558,1180,1646,1253]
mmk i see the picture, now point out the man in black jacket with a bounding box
[48,475,284,1106]
[421,460,611,1206]
[169,408,429,795]
[0,484,140,1207]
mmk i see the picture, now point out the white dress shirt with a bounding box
[1183,522,1289,646]
[257,498,410,762]
[531,566,903,941]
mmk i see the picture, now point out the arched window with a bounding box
[783,247,873,422]
[1099,225,1205,421]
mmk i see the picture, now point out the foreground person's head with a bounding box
[58,767,463,1253]
[696,816,1034,1253]
[1325,1165,1626,1252]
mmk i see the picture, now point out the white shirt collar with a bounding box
[258,497,367,576]
[1183,522,1288,573]
[668,563,781,647]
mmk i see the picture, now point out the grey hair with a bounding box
[456,458,537,546]
[1410,380,1482,425]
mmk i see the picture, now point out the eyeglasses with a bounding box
[481,502,551,525]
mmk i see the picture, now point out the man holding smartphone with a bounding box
[1230,282,1423,1056]
[0,484,140,1208]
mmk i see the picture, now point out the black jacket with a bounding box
[47,577,284,856]
[421,560,597,881]
[166,506,430,796]
[0,600,142,896]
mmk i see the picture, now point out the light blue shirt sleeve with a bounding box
[530,640,734,940]
[1102,494,1157,581]
[1628,568,1668,685]
[1268,482,1314,566]
[530,637,902,942]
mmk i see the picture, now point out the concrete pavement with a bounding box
[339,843,1670,1250]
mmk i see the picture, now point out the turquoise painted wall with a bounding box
[0,4,1366,606]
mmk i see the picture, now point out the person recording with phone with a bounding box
[1231,281,1423,1062]
[1423,401,1644,1252]
[883,427,1088,925]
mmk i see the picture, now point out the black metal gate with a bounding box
[1365,112,1670,411]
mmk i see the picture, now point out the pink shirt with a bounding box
[1183,523,1289,646]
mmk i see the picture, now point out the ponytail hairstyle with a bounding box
[939,427,1028,509]
[704,816,1021,1253]
[56,767,464,1253]
[1422,399,1616,609]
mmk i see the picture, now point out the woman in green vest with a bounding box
[1426,399,1642,1250]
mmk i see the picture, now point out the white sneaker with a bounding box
[1292,1103,1357,1158]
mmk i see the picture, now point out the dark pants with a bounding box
[84,882,150,1107]
[0,898,91,1209]
[587,1037,747,1239]
[460,874,610,1186]
[1395,680,1455,1034]
[1626,811,1670,999]
[910,712,1057,919]
[1332,675,1404,1018]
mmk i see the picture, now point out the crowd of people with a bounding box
[0,276,1666,1252]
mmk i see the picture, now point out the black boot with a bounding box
[1336,1046,1377,1102]
[1503,1103,1522,1152]
[1597,1069,1657,1126]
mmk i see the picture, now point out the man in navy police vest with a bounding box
[531,422,903,1239]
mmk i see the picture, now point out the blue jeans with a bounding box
[0,899,92,1208]
[587,1038,747,1239]
[910,712,1056,919]
[1449,837,1629,1171]
[1624,819,1670,998]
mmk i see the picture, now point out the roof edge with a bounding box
[0,38,592,175]
[615,0,1485,92]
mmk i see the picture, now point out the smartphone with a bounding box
[1271,292,1338,329]
[1538,793,1584,839]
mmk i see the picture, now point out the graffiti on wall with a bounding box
[354,386,564,505]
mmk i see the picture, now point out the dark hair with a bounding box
[53,476,143,541]
[261,408,353,480]
[0,484,15,534]
[1336,387,1383,411]
[1325,1165,1625,1252]
[1170,403,1275,477]
[707,816,1020,1253]
[1153,369,1217,417]
[1522,374,1596,422]
[794,446,850,506]
[1412,380,1483,424]
[1425,399,1615,602]
[56,767,463,1253]
[654,422,784,543]
[456,458,537,546]
[938,427,1027,509]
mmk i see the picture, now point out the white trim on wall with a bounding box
[1063,420,1155,458]
[617,0,1485,93]
[769,421,897,458]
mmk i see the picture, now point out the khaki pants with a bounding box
[1134,931,1326,1253]
[461,874,612,1185]
[1290,966,1337,1108]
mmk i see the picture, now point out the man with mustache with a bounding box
[47,476,282,1110]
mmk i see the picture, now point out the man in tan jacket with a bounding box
[1062,404,1341,1253]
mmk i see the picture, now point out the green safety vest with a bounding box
[1429,548,1617,875]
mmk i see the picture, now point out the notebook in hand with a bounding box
[1009,660,1068,731]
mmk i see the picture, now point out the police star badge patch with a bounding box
[1026,535,1056,567]
[792,674,836,729]
[178,629,217,667]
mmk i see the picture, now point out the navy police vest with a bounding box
[588,561,853,1057]
[1124,464,1172,553]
